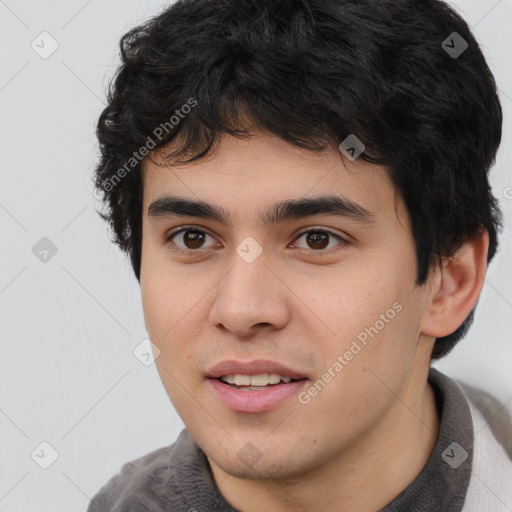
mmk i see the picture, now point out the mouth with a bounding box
[205,358,309,381]
[216,373,306,391]
[205,360,310,413]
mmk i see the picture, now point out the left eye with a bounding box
[292,229,344,251]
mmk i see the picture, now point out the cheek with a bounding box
[140,274,167,340]
[140,264,205,374]
[140,242,187,335]
[315,260,418,372]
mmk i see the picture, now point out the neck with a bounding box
[208,365,439,512]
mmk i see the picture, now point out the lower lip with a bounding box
[208,378,308,413]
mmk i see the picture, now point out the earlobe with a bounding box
[420,230,489,338]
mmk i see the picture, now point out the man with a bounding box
[88,0,512,510]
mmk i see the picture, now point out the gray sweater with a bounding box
[87,369,512,511]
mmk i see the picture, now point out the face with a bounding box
[140,130,433,480]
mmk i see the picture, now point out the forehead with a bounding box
[141,132,403,228]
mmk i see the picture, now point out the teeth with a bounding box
[267,374,281,385]
[221,374,236,384]
[235,374,251,386]
[219,374,293,386]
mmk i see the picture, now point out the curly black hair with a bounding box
[93,0,503,359]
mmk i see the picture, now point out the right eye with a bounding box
[165,227,220,256]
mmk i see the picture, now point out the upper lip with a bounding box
[205,359,309,380]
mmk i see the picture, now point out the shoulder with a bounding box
[459,381,512,460]
[87,443,178,512]
[457,380,512,511]
[86,428,230,512]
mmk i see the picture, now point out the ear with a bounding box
[420,230,489,338]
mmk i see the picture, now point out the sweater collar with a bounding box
[380,368,473,511]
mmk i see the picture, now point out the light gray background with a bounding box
[0,1,511,510]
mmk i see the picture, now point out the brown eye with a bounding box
[294,229,345,252]
[305,231,330,250]
[166,228,217,254]
[181,229,206,249]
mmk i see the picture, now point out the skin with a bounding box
[139,129,488,512]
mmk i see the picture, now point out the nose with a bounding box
[209,248,291,338]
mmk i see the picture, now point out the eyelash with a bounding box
[164,225,349,258]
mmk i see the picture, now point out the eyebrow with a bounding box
[147,194,377,227]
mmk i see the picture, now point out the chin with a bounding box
[207,444,315,482]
